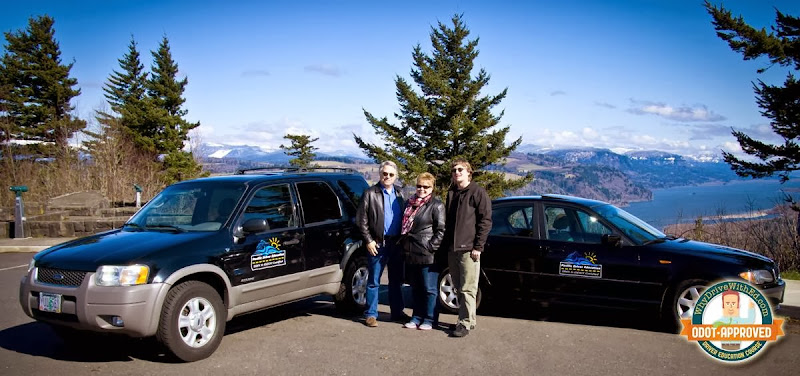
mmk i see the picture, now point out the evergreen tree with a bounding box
[0,15,85,156]
[97,36,155,154]
[280,134,319,168]
[355,14,531,198]
[146,36,202,182]
[705,1,800,183]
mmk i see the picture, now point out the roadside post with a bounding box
[134,184,142,208]
[9,185,28,238]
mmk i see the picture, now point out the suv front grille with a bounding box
[36,268,86,287]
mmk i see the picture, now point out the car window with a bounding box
[575,210,613,244]
[545,206,574,242]
[297,181,343,225]
[545,205,613,244]
[128,182,246,231]
[490,204,534,237]
[337,178,369,216]
[241,184,297,230]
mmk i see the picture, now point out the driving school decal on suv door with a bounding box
[251,237,286,270]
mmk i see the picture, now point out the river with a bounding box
[623,179,800,229]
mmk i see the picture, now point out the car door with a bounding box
[225,183,305,303]
[295,180,349,287]
[481,201,542,301]
[536,203,643,308]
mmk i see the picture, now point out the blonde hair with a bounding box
[417,172,435,188]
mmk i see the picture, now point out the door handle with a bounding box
[284,239,300,245]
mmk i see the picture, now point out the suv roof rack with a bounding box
[235,166,358,175]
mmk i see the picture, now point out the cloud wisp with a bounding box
[304,64,343,77]
[627,100,726,122]
[241,69,270,77]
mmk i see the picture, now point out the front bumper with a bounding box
[761,279,785,306]
[19,268,167,337]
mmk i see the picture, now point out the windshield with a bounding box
[127,181,246,232]
[592,204,666,245]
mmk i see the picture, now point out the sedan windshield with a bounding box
[126,181,245,232]
[592,204,666,245]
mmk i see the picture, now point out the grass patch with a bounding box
[782,269,800,280]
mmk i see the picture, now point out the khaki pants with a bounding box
[449,251,480,329]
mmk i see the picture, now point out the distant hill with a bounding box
[195,142,762,205]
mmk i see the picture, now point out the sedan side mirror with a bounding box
[602,234,622,247]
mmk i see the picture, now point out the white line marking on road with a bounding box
[0,264,27,271]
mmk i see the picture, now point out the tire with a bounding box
[437,267,482,314]
[156,281,226,362]
[334,255,368,314]
[664,279,707,333]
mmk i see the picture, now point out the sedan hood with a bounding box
[34,229,218,271]
[653,238,774,266]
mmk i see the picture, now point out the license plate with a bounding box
[38,292,62,313]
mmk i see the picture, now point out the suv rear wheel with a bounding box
[334,255,368,314]
[157,281,226,362]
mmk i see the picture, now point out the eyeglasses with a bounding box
[451,167,465,173]
[382,171,395,177]
[416,185,431,189]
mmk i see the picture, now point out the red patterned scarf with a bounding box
[401,194,432,235]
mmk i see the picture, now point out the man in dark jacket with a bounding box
[355,161,406,327]
[443,159,491,337]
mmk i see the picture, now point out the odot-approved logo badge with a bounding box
[679,280,785,363]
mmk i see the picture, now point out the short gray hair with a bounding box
[379,161,398,172]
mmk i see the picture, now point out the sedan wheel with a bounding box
[439,272,459,313]
[665,279,707,333]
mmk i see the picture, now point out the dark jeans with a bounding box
[406,263,439,326]
[364,239,405,319]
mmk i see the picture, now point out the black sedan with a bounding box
[437,194,785,329]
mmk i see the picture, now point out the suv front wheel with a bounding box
[157,281,226,362]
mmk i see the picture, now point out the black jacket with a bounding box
[355,184,405,245]
[402,197,445,265]
[442,182,492,253]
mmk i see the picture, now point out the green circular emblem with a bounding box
[692,280,773,362]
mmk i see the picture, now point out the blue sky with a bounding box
[2,0,798,159]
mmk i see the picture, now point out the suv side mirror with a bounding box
[241,218,268,235]
[602,234,621,247]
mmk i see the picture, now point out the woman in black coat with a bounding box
[400,172,445,330]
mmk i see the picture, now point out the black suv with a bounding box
[437,194,785,330]
[19,168,371,361]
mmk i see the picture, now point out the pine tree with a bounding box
[146,36,202,183]
[0,15,85,156]
[705,1,800,183]
[355,14,532,198]
[280,134,319,168]
[97,36,155,154]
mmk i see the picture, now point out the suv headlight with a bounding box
[96,265,150,286]
[27,258,36,273]
[739,269,774,284]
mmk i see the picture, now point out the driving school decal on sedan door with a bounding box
[251,237,286,270]
[559,251,602,278]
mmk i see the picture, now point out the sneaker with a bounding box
[418,323,433,331]
[365,317,378,328]
[404,321,418,329]
[451,324,469,337]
